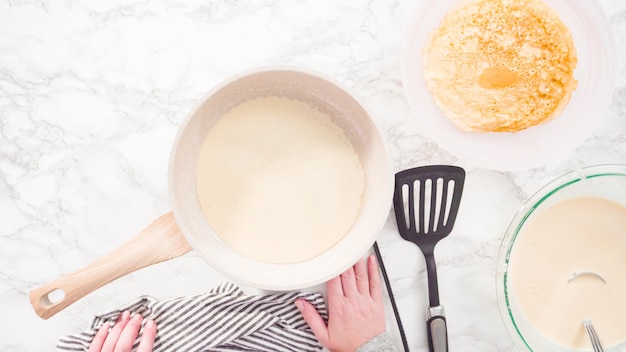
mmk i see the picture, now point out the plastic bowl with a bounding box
[402,0,615,170]
[496,165,626,351]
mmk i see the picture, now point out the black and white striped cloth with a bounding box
[57,282,327,352]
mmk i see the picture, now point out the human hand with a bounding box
[88,310,157,352]
[295,255,386,352]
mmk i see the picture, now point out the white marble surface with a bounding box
[1,0,626,351]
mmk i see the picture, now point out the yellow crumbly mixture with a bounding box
[423,0,578,132]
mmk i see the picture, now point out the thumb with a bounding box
[295,299,330,347]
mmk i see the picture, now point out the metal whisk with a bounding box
[583,320,604,352]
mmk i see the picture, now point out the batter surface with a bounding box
[509,197,626,349]
[195,96,364,264]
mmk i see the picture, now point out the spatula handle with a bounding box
[29,212,192,319]
[427,306,448,352]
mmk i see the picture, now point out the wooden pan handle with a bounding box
[29,212,192,320]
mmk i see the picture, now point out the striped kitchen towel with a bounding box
[57,282,326,352]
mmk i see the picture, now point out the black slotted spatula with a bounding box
[393,165,465,352]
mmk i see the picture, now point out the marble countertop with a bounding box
[1,0,626,351]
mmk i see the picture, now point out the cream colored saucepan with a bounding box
[29,67,394,320]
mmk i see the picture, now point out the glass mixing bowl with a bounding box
[496,165,626,351]
[402,0,615,170]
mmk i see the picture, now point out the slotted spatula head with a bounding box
[393,165,465,253]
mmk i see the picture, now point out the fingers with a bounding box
[88,311,158,352]
[88,322,110,352]
[115,313,143,352]
[340,257,375,298]
[295,299,330,347]
[102,311,131,351]
[137,319,157,352]
[340,265,358,297]
[368,255,383,302]
[353,257,369,295]
[326,275,343,301]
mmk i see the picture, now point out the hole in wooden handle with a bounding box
[40,288,66,307]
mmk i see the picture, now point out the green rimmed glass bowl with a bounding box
[496,165,626,351]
